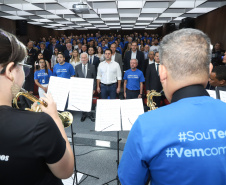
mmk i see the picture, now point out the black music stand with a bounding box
[102,131,121,185]
[70,124,99,185]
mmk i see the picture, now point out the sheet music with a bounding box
[219,91,226,103]
[206,90,216,99]
[120,99,144,131]
[47,76,70,111]
[95,99,121,132]
[67,77,94,112]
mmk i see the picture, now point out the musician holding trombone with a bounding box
[0,29,74,184]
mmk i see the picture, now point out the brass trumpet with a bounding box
[13,88,73,128]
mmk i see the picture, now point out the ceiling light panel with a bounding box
[141,8,167,13]
[160,13,184,17]
[187,7,217,13]
[94,8,118,14]
[144,2,171,8]
[92,2,116,9]
[7,3,42,10]
[3,11,33,16]
[1,15,26,20]
[118,1,145,8]
[25,0,57,3]
[48,9,74,14]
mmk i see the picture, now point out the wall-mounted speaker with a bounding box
[16,20,27,36]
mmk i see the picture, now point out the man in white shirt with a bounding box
[150,39,159,53]
[97,49,122,99]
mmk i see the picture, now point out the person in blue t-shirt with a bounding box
[34,58,52,98]
[53,52,75,79]
[123,59,145,99]
[118,29,226,185]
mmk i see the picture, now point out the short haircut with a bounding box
[81,52,88,58]
[132,41,137,45]
[212,66,226,81]
[130,59,138,63]
[159,29,211,80]
[57,52,65,58]
[40,42,46,46]
[105,48,112,54]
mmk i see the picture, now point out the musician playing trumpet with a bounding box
[0,29,74,185]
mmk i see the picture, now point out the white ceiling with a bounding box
[0,0,225,30]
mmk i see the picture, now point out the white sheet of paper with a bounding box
[121,99,144,131]
[219,91,226,103]
[207,90,216,99]
[95,99,121,132]
[67,77,94,112]
[47,76,70,111]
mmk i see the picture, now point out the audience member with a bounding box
[75,53,96,122]
[34,58,52,97]
[123,59,145,99]
[88,47,100,71]
[97,49,122,99]
[51,48,59,68]
[95,47,105,62]
[110,43,123,75]
[70,49,81,69]
[53,53,75,79]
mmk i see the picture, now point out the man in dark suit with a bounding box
[110,43,123,76]
[124,41,145,74]
[75,53,97,122]
[48,37,62,56]
[146,52,163,107]
[88,46,100,71]
[143,51,155,78]
[64,43,73,63]
[37,42,51,62]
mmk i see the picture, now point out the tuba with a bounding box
[13,88,73,128]
[146,90,162,111]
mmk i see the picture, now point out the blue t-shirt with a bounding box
[102,46,108,52]
[118,96,226,185]
[53,62,75,79]
[34,69,52,84]
[116,47,122,54]
[123,69,145,90]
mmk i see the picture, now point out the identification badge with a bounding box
[42,79,45,84]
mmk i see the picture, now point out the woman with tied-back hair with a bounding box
[51,47,59,68]
[34,53,50,72]
[95,46,105,62]
[34,58,52,98]
[0,29,74,185]
[69,49,81,68]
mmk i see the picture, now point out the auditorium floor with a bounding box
[64,111,129,185]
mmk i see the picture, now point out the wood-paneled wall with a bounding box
[195,5,226,49]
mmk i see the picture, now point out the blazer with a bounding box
[123,50,144,73]
[37,49,51,61]
[75,63,97,90]
[64,50,72,63]
[114,52,123,75]
[48,43,62,56]
[145,63,162,92]
[89,55,100,72]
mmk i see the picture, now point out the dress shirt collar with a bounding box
[171,85,209,103]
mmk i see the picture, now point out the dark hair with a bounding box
[0,29,26,74]
[39,58,48,74]
[212,66,226,81]
[105,48,112,54]
[98,47,103,54]
[57,52,65,58]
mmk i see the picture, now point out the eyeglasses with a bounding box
[0,62,32,77]
[18,63,32,77]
